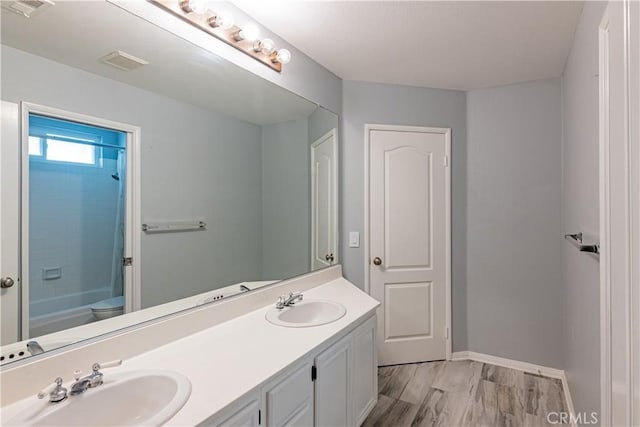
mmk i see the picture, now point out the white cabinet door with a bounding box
[264,362,313,427]
[351,317,377,426]
[200,394,261,427]
[314,336,350,427]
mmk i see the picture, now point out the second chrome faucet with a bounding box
[275,292,303,309]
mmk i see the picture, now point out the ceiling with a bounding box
[0,1,317,125]
[232,1,584,91]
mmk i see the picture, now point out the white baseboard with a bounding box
[450,350,564,377]
[450,351,576,427]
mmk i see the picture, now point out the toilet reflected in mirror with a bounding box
[90,296,125,321]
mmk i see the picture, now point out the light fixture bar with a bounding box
[150,0,285,72]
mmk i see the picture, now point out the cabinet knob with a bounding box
[372,257,382,266]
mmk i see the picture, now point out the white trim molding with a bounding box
[363,124,452,361]
[451,351,576,426]
[598,9,613,425]
[599,1,639,425]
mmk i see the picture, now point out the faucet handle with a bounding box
[37,377,67,402]
[86,359,121,389]
[92,359,122,372]
[37,377,62,399]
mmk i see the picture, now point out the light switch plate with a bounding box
[349,232,360,248]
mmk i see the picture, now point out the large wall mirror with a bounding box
[0,0,339,365]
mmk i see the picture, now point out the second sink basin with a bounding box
[6,370,191,426]
[266,299,346,327]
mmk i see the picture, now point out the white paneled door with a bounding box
[311,129,338,270]
[1,101,21,344]
[367,125,450,366]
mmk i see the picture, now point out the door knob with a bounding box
[372,257,383,266]
[325,253,335,262]
[1,277,15,288]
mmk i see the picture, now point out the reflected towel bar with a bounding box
[142,221,206,233]
[564,232,600,255]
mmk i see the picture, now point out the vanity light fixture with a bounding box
[151,0,291,72]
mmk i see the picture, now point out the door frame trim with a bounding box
[310,128,339,270]
[363,123,452,360]
[598,1,640,424]
[19,102,142,338]
[598,9,613,423]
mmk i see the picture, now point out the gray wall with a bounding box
[561,1,607,417]
[466,79,564,368]
[341,80,468,351]
[308,107,338,144]
[261,119,310,280]
[2,46,264,308]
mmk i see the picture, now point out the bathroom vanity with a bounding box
[204,310,376,427]
[0,267,379,426]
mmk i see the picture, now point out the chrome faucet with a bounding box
[26,340,44,356]
[240,284,251,292]
[276,292,303,309]
[36,360,122,402]
[69,373,91,396]
[70,360,122,396]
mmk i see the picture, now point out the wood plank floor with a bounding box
[363,360,568,427]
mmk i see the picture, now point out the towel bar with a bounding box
[142,220,206,233]
[564,232,599,255]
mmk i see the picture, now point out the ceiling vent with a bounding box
[1,0,54,18]
[100,51,149,72]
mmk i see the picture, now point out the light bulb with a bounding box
[209,11,234,30]
[259,38,276,55]
[216,11,234,30]
[187,0,208,14]
[238,24,259,42]
[274,48,291,65]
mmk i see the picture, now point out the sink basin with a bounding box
[6,370,191,426]
[266,299,346,327]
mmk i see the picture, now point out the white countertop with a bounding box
[1,277,379,426]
